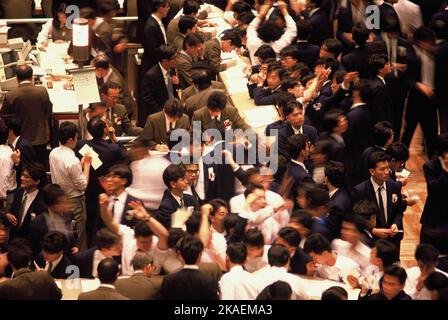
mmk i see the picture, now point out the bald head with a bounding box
[16,64,33,82]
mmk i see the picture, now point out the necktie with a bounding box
[111,198,119,218]
[180,196,184,207]
[191,185,201,204]
[167,73,174,99]
[377,186,387,224]
[17,193,28,228]
[105,108,112,125]
[47,261,53,272]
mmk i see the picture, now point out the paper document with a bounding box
[78,144,102,170]
[243,106,279,128]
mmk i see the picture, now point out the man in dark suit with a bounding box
[137,0,153,43]
[401,27,438,159]
[141,0,169,75]
[368,54,394,124]
[141,44,179,127]
[0,238,62,300]
[156,164,198,229]
[157,234,219,300]
[319,109,348,164]
[76,117,126,246]
[177,33,205,89]
[307,0,332,46]
[433,14,448,133]
[72,228,123,279]
[1,65,53,167]
[286,134,314,196]
[344,79,374,189]
[274,227,312,275]
[351,151,404,259]
[294,19,320,70]
[4,163,47,242]
[37,231,72,279]
[360,121,394,182]
[419,134,448,257]
[342,23,372,79]
[4,115,37,188]
[78,258,129,300]
[184,67,226,118]
[115,252,164,300]
[277,101,318,159]
[365,265,412,300]
[143,98,190,149]
[192,91,251,133]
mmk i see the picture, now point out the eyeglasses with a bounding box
[186,169,199,174]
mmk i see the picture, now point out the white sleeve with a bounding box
[246,16,262,47]
[219,277,235,300]
[37,20,52,44]
[68,161,88,192]
[243,206,275,226]
[223,11,237,25]
[271,15,298,53]
[0,153,13,200]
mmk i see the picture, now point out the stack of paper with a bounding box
[79,144,103,170]
[243,106,279,129]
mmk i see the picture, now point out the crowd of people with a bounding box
[0,0,448,301]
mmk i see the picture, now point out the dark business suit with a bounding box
[155,189,198,229]
[140,63,175,127]
[253,86,281,106]
[351,178,404,256]
[176,51,196,90]
[157,268,219,300]
[342,45,371,79]
[370,76,394,125]
[401,45,438,158]
[1,83,53,165]
[109,103,144,137]
[308,8,332,46]
[78,285,130,300]
[435,39,448,133]
[366,290,412,301]
[185,87,226,118]
[336,3,356,54]
[13,136,37,187]
[137,0,152,43]
[310,216,334,242]
[360,145,386,182]
[295,41,320,70]
[115,273,164,300]
[328,188,352,239]
[143,111,190,147]
[204,38,225,79]
[35,253,72,279]
[141,16,166,75]
[277,123,319,159]
[106,66,136,117]
[344,103,374,189]
[289,247,312,275]
[287,161,314,198]
[420,159,448,255]
[318,133,347,165]
[76,139,126,246]
[72,247,96,279]
[181,81,226,104]
[0,268,62,300]
[7,188,47,242]
[112,193,142,229]
[192,105,251,132]
[306,81,333,130]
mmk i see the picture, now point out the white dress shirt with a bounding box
[201,229,227,265]
[414,45,435,89]
[49,145,87,198]
[404,266,448,300]
[393,0,423,35]
[332,238,371,271]
[92,249,108,278]
[108,191,128,224]
[219,265,258,300]
[315,252,361,284]
[152,14,167,43]
[329,188,339,199]
[20,189,39,225]
[370,177,388,224]
[244,245,271,273]
[251,266,310,300]
[0,145,16,199]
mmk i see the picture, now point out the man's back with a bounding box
[78,285,129,300]
[0,268,62,300]
[158,268,219,300]
[115,273,164,300]
[2,84,53,146]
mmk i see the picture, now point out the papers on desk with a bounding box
[56,278,100,300]
[71,67,101,105]
[207,10,223,19]
[79,144,103,170]
[298,276,360,300]
[47,87,79,113]
[243,106,279,129]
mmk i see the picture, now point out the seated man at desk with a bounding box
[99,82,143,137]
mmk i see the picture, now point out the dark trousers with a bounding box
[438,102,448,134]
[420,226,448,256]
[401,91,438,158]
[32,144,49,170]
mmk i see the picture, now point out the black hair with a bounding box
[414,26,436,43]
[183,0,200,15]
[191,68,212,90]
[108,164,133,187]
[431,16,448,40]
[383,264,407,285]
[151,0,169,13]
[243,183,264,199]
[321,286,348,300]
[221,29,242,48]
[236,11,255,25]
[79,7,97,20]
[352,23,370,46]
[275,91,296,109]
[93,54,110,69]
[296,19,312,40]
[322,38,343,57]
[179,15,197,34]
[342,214,369,234]
[176,233,204,264]
[436,133,448,157]
[287,134,309,160]
[279,46,298,61]
[134,220,154,238]
[168,228,186,249]
[386,142,409,163]
[95,228,122,250]
[42,184,66,207]
[183,33,203,50]
[375,239,398,267]
[224,213,239,235]
[0,117,8,145]
[163,164,187,188]
[415,244,439,266]
[42,231,68,254]
[16,64,33,82]
[277,227,301,248]
[58,121,79,145]
[367,151,390,170]
[3,114,21,136]
[186,212,201,235]
[158,44,178,62]
[88,101,107,112]
[209,199,229,217]
[257,20,281,43]
[424,271,448,291]
[266,281,292,300]
[231,1,252,14]
[307,186,330,208]
[163,98,184,118]
[53,2,68,30]
[325,160,345,188]
[87,116,107,139]
[98,0,119,16]
[7,238,33,269]
[369,54,389,77]
[254,45,276,62]
[226,242,247,264]
[303,233,332,255]
[97,258,119,284]
[373,121,394,147]
[24,163,48,189]
[243,228,264,248]
[99,81,121,96]
[267,245,290,267]
[322,109,344,133]
[353,200,378,222]
[281,77,301,91]
[207,91,227,111]
[290,210,313,229]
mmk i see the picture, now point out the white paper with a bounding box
[396,168,410,178]
[71,68,101,105]
[243,106,279,128]
[78,144,102,170]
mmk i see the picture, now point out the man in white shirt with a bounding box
[332,214,372,271]
[49,122,91,250]
[251,245,309,300]
[405,244,448,300]
[243,228,270,273]
[219,242,258,300]
[304,233,361,285]
[0,119,16,203]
